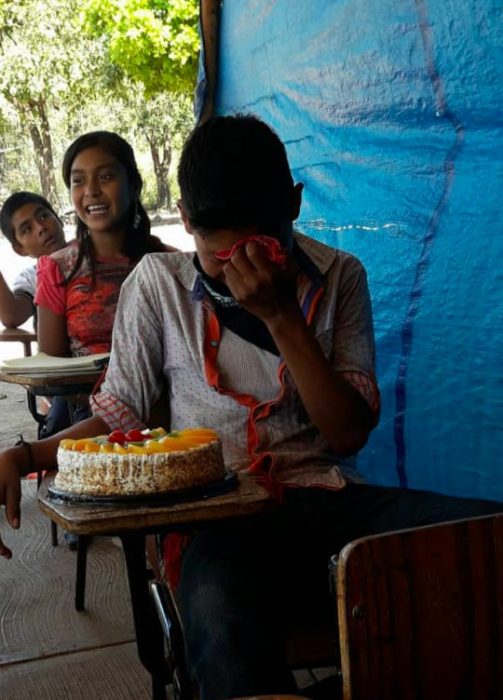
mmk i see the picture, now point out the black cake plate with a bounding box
[47,471,238,507]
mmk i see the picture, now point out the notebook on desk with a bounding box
[0,352,110,377]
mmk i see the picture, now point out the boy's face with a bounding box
[11,203,66,258]
[180,182,303,285]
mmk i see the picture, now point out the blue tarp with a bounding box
[210,0,503,500]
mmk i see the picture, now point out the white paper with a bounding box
[0,352,110,375]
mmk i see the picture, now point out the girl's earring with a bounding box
[132,200,141,229]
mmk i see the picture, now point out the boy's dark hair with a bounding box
[178,114,295,238]
[62,131,164,284]
[0,192,61,246]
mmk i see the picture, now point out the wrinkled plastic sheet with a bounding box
[210,0,503,501]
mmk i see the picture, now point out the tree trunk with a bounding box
[37,100,59,206]
[23,101,59,206]
[148,138,172,210]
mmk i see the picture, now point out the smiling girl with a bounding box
[35,131,176,358]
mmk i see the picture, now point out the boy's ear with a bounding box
[12,241,28,257]
[177,200,193,235]
[290,183,304,220]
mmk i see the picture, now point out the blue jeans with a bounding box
[38,398,91,439]
[178,483,502,700]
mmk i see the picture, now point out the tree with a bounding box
[81,0,199,207]
[136,92,194,209]
[0,0,199,208]
[0,0,107,204]
[81,0,199,96]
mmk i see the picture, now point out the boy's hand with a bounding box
[0,456,22,559]
[222,241,299,321]
[215,235,287,267]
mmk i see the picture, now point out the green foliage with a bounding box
[0,0,111,201]
[81,0,200,96]
[0,105,40,201]
[133,91,195,150]
[121,87,195,208]
[0,0,106,111]
[0,0,199,208]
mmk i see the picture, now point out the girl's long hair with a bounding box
[61,131,164,284]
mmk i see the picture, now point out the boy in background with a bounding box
[0,192,71,442]
[0,192,66,328]
[0,192,78,548]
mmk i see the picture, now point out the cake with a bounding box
[54,427,225,497]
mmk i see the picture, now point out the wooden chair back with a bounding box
[336,513,503,700]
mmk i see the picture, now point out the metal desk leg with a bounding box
[27,391,45,427]
[75,535,90,612]
[120,532,169,700]
[51,521,58,547]
[36,472,58,546]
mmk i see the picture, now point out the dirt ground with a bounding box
[0,382,38,451]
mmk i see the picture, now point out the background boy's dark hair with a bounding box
[178,114,295,239]
[61,130,164,285]
[0,192,61,246]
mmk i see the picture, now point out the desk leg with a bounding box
[51,521,58,547]
[75,535,90,612]
[36,473,58,545]
[120,533,169,700]
[26,391,45,427]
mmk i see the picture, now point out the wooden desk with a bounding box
[38,472,272,700]
[0,368,102,394]
[0,327,37,357]
[0,369,102,425]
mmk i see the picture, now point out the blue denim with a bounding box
[178,483,502,700]
[38,398,91,439]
